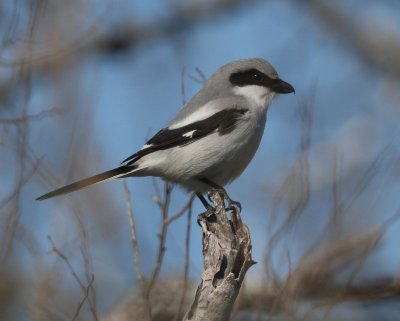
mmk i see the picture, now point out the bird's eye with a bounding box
[253,73,258,78]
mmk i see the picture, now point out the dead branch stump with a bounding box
[183,192,254,321]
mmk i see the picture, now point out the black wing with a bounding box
[122,108,248,165]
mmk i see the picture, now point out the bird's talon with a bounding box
[206,189,242,212]
[232,200,242,212]
[225,203,241,212]
[197,207,216,226]
[224,198,241,212]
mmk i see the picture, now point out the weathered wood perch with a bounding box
[183,192,255,321]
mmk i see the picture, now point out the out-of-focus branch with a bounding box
[71,208,99,321]
[123,179,146,290]
[173,203,193,321]
[47,235,98,321]
[147,182,195,297]
[122,179,194,320]
[265,95,314,284]
[0,157,42,262]
[184,192,254,321]
[286,228,383,299]
[1,0,260,70]
[122,179,152,321]
[70,274,95,321]
[303,0,400,77]
[0,106,65,125]
[165,194,195,225]
[146,182,173,298]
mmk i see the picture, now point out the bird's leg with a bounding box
[214,188,242,212]
[196,193,216,226]
[196,192,214,210]
[200,178,242,212]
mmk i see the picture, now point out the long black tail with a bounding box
[36,165,134,201]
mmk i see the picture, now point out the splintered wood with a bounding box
[184,192,254,321]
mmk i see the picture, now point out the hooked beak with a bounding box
[271,79,295,94]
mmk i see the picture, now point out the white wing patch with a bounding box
[140,144,153,150]
[183,130,196,138]
[168,101,220,130]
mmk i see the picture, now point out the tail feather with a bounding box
[36,165,136,201]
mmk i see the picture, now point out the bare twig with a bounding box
[47,235,86,291]
[0,0,45,264]
[72,208,99,321]
[195,67,207,83]
[164,194,195,225]
[48,235,99,321]
[188,67,207,84]
[123,178,194,320]
[181,65,187,105]
[0,0,261,69]
[330,146,342,235]
[0,157,42,262]
[0,106,65,125]
[122,179,146,289]
[122,179,152,321]
[146,182,173,297]
[147,181,195,298]
[265,95,314,285]
[70,274,95,321]
[173,200,193,321]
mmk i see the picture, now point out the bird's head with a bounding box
[208,58,295,107]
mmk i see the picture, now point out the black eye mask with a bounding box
[230,68,295,94]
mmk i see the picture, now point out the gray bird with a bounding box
[37,58,294,213]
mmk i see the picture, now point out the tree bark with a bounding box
[183,192,254,321]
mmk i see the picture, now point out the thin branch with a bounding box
[173,201,193,321]
[124,178,193,319]
[0,106,65,125]
[72,208,99,321]
[330,146,342,235]
[181,65,187,105]
[0,138,41,263]
[164,194,195,225]
[122,179,152,321]
[188,67,207,84]
[264,95,314,283]
[195,67,207,83]
[0,153,42,212]
[122,179,147,289]
[47,235,86,291]
[70,274,95,321]
[146,181,172,297]
[48,235,99,321]
[0,0,261,68]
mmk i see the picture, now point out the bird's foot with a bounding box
[226,198,242,212]
[197,207,216,226]
[207,189,242,212]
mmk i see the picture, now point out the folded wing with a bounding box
[122,107,248,165]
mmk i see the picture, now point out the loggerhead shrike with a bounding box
[37,58,294,213]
